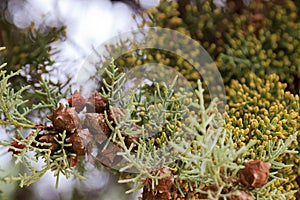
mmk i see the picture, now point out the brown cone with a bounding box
[37,132,60,153]
[239,160,271,188]
[47,103,81,133]
[84,113,111,137]
[66,129,86,156]
[68,90,86,112]
[85,92,108,113]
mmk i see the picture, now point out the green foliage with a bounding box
[0,51,84,188]
[0,54,65,128]
[96,64,297,199]
[132,1,300,198]
[217,0,300,93]
[100,59,127,104]
[0,56,298,199]
[1,0,300,198]
[0,61,34,129]
[139,0,300,93]
[102,31,224,108]
[225,73,300,199]
[0,16,67,106]
[0,22,65,73]
[1,131,85,188]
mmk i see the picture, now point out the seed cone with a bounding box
[66,129,86,156]
[47,103,81,133]
[85,92,108,113]
[37,133,60,153]
[239,160,271,188]
[84,113,111,137]
[68,90,86,112]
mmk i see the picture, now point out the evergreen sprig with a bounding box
[0,47,61,128]
[1,131,85,188]
[100,59,126,105]
[0,61,34,129]
[2,130,51,187]
[98,69,191,193]
[0,47,85,188]
[1,54,298,199]
[98,65,298,199]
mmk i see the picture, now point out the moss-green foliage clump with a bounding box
[134,0,300,198]
[109,67,297,200]
[218,0,300,92]
[225,73,299,199]
[139,0,300,93]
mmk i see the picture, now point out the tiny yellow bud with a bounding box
[251,119,259,128]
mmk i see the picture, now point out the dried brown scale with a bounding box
[8,141,26,155]
[67,90,87,112]
[34,124,53,130]
[124,134,139,150]
[75,128,93,151]
[123,124,142,150]
[84,113,111,137]
[142,180,201,200]
[85,92,108,113]
[67,155,78,167]
[66,129,86,156]
[143,189,171,200]
[37,133,60,153]
[94,141,123,168]
[47,103,82,133]
[198,184,229,199]
[155,166,175,193]
[143,166,175,200]
[197,185,254,200]
[227,191,254,200]
[239,160,271,188]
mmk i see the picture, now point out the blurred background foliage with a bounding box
[0,0,67,107]
[137,0,300,93]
